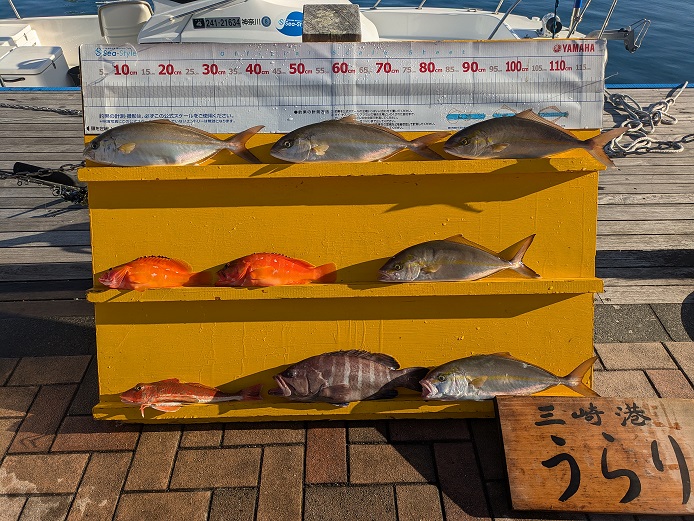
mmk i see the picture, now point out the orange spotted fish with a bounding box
[98,256,211,291]
[120,379,262,417]
[216,253,337,287]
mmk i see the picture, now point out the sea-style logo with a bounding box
[277,11,303,37]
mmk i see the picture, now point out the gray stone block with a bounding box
[303,4,361,42]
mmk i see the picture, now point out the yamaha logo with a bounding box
[553,44,562,53]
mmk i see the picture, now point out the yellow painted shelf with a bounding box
[82,152,603,422]
[79,155,604,181]
[86,278,604,303]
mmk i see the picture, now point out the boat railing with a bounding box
[6,0,21,18]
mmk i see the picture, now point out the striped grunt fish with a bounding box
[268,350,428,406]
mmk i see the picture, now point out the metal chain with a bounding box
[0,102,83,117]
[0,162,88,206]
[604,81,690,156]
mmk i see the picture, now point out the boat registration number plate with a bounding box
[192,17,242,29]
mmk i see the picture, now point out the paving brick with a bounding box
[257,445,304,521]
[396,484,444,521]
[347,420,388,442]
[350,444,435,484]
[0,496,26,521]
[68,452,132,521]
[470,419,506,481]
[9,384,76,453]
[181,424,223,448]
[114,492,211,521]
[646,370,694,398]
[0,358,19,386]
[223,421,304,445]
[666,343,694,379]
[67,357,99,416]
[651,303,694,342]
[592,370,658,398]
[593,305,670,343]
[52,415,140,452]
[486,480,586,520]
[125,426,180,491]
[304,485,396,521]
[0,453,88,493]
[8,356,91,386]
[0,419,20,458]
[389,419,470,442]
[20,495,72,521]
[209,488,257,521]
[435,442,490,521]
[305,421,346,484]
[170,448,261,489]
[594,343,676,370]
[0,386,37,417]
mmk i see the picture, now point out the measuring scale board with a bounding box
[80,39,606,134]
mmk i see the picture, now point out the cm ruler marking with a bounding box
[80,40,606,134]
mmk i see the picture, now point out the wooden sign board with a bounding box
[496,397,693,514]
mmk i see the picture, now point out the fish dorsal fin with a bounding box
[490,352,518,360]
[514,110,577,137]
[338,114,404,140]
[339,115,359,124]
[185,382,217,390]
[150,119,177,125]
[156,378,181,384]
[138,256,194,272]
[444,235,499,256]
[259,253,316,269]
[328,350,400,369]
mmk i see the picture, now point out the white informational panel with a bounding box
[80,39,606,134]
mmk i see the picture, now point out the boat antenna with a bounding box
[7,0,21,18]
[567,0,594,37]
[551,0,559,38]
[488,0,523,39]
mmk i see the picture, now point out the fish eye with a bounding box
[437,375,446,382]
[283,368,297,378]
[393,263,402,271]
[282,140,293,149]
[459,138,470,146]
[90,141,100,150]
[134,385,143,391]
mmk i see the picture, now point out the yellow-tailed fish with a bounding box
[269,115,449,163]
[443,109,628,167]
[421,353,599,401]
[378,234,539,282]
[84,120,263,166]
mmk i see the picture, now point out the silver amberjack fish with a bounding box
[84,120,263,166]
[268,350,428,406]
[269,115,449,163]
[421,353,599,401]
[443,109,628,167]
[378,234,540,282]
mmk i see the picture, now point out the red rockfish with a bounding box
[120,379,262,417]
[98,256,211,291]
[216,253,337,287]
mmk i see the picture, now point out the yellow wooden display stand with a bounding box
[81,132,604,422]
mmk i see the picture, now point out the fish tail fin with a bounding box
[584,127,628,168]
[407,132,450,160]
[225,125,264,164]
[313,263,337,283]
[184,270,213,287]
[240,383,263,401]
[391,367,430,392]
[562,356,600,397]
[499,235,540,278]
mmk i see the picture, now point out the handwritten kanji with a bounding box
[571,403,604,426]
